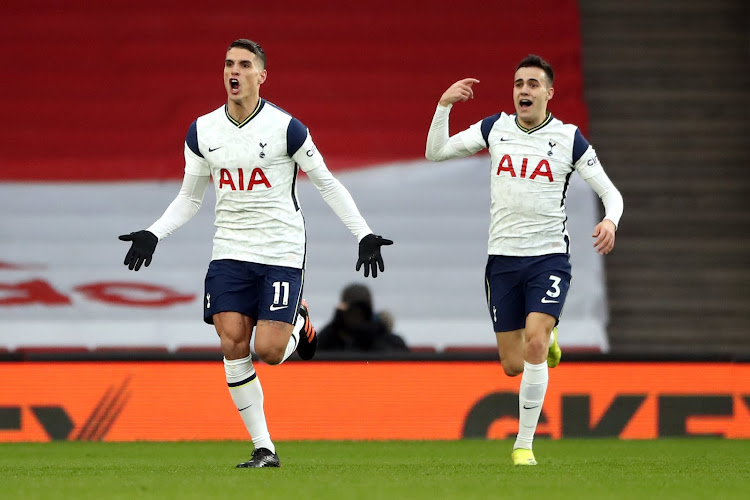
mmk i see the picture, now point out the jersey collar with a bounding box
[514,111,553,134]
[225,98,265,128]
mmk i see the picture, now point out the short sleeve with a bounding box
[572,128,590,164]
[185,120,203,158]
[183,121,209,176]
[287,118,309,157]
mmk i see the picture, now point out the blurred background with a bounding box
[1,0,748,360]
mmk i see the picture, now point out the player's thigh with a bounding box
[485,256,526,333]
[495,329,525,376]
[203,259,262,325]
[256,264,304,325]
[253,265,304,357]
[523,254,572,324]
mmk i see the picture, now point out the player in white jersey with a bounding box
[118,39,392,468]
[425,55,623,465]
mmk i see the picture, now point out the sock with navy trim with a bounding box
[224,355,274,453]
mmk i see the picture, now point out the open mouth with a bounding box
[519,99,532,110]
[230,78,240,92]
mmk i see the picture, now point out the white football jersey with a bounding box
[183,100,328,268]
[429,106,606,257]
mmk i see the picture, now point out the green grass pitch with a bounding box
[2,440,749,499]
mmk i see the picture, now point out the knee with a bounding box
[501,359,524,377]
[254,344,285,365]
[220,337,250,360]
[525,335,548,359]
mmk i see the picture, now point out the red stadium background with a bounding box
[0,0,586,180]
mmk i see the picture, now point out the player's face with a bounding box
[224,47,267,103]
[513,67,554,128]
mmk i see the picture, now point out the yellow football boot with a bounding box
[511,448,537,466]
[547,326,561,368]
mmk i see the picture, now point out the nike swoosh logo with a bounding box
[500,137,511,141]
[269,304,288,311]
[523,404,540,410]
[541,297,559,304]
[238,404,253,411]
[208,146,223,152]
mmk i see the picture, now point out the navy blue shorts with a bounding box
[484,253,572,332]
[203,259,304,325]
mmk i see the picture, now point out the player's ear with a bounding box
[547,86,554,101]
[259,69,267,85]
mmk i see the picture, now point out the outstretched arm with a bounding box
[146,173,209,240]
[298,157,373,241]
[294,138,392,278]
[426,78,485,161]
[119,172,209,271]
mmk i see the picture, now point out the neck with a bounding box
[227,96,260,123]
[518,110,549,130]
[518,115,543,129]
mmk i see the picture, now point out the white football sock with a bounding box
[278,313,303,364]
[224,355,274,453]
[514,361,549,451]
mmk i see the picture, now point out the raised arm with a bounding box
[425,78,486,162]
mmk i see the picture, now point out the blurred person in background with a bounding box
[318,283,408,353]
[425,54,623,466]
[118,39,392,468]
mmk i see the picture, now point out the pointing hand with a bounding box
[439,78,480,107]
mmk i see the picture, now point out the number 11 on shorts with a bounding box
[272,281,289,307]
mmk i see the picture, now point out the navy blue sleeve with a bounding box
[480,113,502,148]
[287,117,308,157]
[186,120,203,158]
[572,128,590,164]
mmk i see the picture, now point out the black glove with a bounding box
[356,234,393,278]
[118,230,158,271]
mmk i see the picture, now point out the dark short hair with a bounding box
[227,39,267,68]
[516,54,554,86]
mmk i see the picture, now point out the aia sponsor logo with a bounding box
[218,168,271,191]
[496,154,554,182]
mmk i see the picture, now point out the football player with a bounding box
[119,39,392,468]
[425,54,623,466]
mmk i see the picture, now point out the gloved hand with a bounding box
[356,234,393,278]
[118,230,158,271]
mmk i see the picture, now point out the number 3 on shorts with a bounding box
[546,275,561,298]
